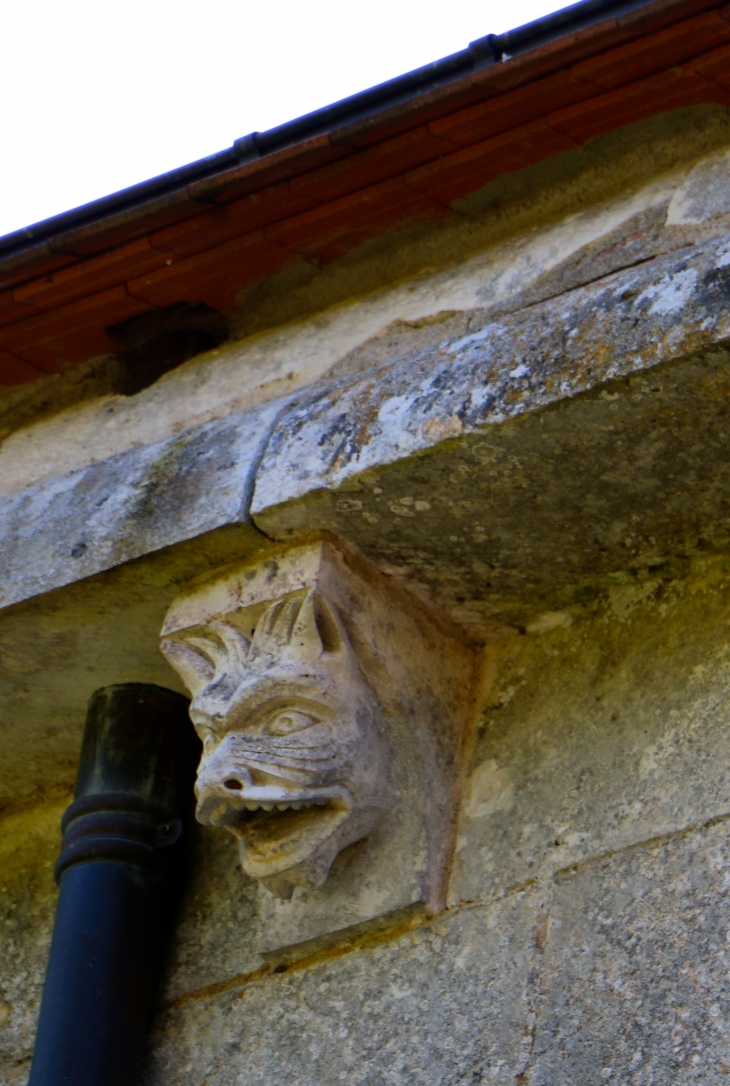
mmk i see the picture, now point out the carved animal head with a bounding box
[161,591,394,897]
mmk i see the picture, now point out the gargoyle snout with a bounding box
[195,747,254,826]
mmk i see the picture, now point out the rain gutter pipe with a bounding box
[0,0,654,259]
[28,684,200,1086]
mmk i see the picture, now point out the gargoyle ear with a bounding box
[209,620,251,669]
[249,591,347,663]
[160,636,216,695]
[295,591,345,655]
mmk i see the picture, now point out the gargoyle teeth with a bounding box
[237,798,331,813]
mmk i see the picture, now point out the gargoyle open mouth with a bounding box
[198,786,352,881]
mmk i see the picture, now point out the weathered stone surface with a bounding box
[252,342,730,630]
[252,233,730,514]
[145,891,543,1086]
[6,109,730,1086]
[530,819,730,1084]
[9,747,730,1086]
[0,573,185,806]
[5,233,730,623]
[668,145,730,226]
[146,817,730,1086]
[0,400,281,610]
[0,802,62,1086]
[450,556,730,905]
[162,826,261,1003]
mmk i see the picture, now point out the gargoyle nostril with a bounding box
[224,778,243,791]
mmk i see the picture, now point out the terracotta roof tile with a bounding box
[0,350,44,386]
[265,175,451,264]
[329,74,487,151]
[0,288,151,373]
[0,244,78,295]
[405,119,578,205]
[430,70,599,146]
[688,40,730,89]
[187,136,347,205]
[3,0,730,389]
[14,238,179,311]
[127,230,294,309]
[151,183,318,257]
[47,189,204,259]
[290,126,457,202]
[549,67,730,144]
[572,10,730,88]
[0,292,40,330]
[617,0,721,33]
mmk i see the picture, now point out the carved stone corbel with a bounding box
[161,538,478,950]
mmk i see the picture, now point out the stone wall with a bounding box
[5,563,730,1083]
[140,557,730,1085]
[4,104,730,1084]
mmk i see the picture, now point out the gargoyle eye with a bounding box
[266,711,318,736]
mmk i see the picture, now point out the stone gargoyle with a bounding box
[161,590,395,898]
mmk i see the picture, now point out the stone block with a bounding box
[530,819,730,1084]
[145,892,543,1086]
[252,232,730,514]
[252,243,730,631]
[0,524,272,808]
[667,145,730,224]
[0,399,281,609]
[450,558,730,905]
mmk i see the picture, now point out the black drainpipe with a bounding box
[28,683,200,1086]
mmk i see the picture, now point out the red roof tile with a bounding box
[187,136,348,205]
[689,40,730,88]
[0,288,151,373]
[405,119,578,205]
[0,292,40,331]
[127,230,294,309]
[0,244,78,296]
[572,10,730,88]
[14,238,179,311]
[266,176,451,264]
[151,183,318,257]
[430,70,599,146]
[290,126,457,202]
[48,189,205,259]
[617,0,722,33]
[4,0,730,388]
[0,350,44,387]
[549,67,730,144]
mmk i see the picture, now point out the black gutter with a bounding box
[0,0,653,259]
[28,684,200,1086]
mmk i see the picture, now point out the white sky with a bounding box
[0,0,565,241]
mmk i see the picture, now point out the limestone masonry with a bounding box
[5,3,730,1082]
